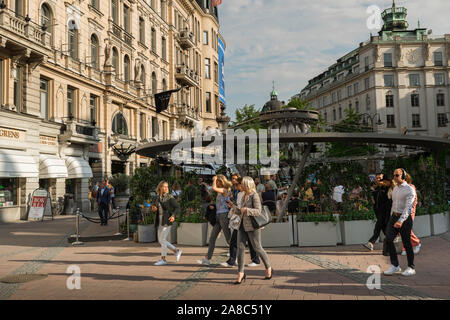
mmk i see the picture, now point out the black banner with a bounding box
[155,88,182,113]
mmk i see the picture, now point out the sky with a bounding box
[217,0,450,121]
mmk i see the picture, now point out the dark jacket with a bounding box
[155,193,180,227]
[262,190,276,213]
[97,187,111,206]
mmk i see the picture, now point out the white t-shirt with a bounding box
[332,186,345,203]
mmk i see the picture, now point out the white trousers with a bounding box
[158,225,175,257]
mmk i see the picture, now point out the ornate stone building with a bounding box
[0,0,226,221]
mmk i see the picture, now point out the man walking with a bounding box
[384,169,416,277]
[97,179,111,226]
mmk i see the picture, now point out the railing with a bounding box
[177,103,199,121]
[175,64,199,86]
[61,117,99,140]
[179,30,195,49]
[110,21,134,47]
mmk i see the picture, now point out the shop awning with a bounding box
[65,157,93,179]
[39,155,68,179]
[0,150,39,178]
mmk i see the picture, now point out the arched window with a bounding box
[112,47,118,72]
[41,3,53,44]
[152,72,157,94]
[140,65,146,85]
[112,113,128,135]
[160,0,165,20]
[124,55,130,82]
[68,20,79,60]
[90,34,99,69]
[162,79,167,92]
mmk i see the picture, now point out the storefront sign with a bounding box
[0,127,25,141]
[40,135,57,146]
[28,189,52,221]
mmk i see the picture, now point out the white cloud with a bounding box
[219,0,450,120]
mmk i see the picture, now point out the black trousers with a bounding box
[227,229,260,266]
[98,202,109,225]
[386,214,414,268]
[368,212,389,244]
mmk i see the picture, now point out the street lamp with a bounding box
[361,113,383,132]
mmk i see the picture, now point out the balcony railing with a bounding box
[179,30,195,50]
[109,21,134,47]
[60,117,100,143]
[177,103,199,121]
[175,64,199,87]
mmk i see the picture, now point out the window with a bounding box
[111,0,118,23]
[435,73,445,86]
[437,93,445,107]
[139,17,145,44]
[68,21,79,60]
[160,0,166,20]
[354,82,359,94]
[151,28,156,52]
[434,52,443,66]
[215,94,219,114]
[409,74,420,87]
[13,66,22,110]
[338,107,342,119]
[140,113,145,139]
[15,0,23,17]
[214,62,218,83]
[412,114,421,128]
[90,34,99,69]
[0,178,18,207]
[347,86,352,97]
[112,113,128,135]
[91,0,99,9]
[205,58,211,79]
[324,112,327,122]
[386,115,395,128]
[206,92,211,113]
[123,55,130,82]
[355,100,359,113]
[140,65,145,85]
[386,94,394,108]
[67,87,75,118]
[437,113,447,127]
[162,79,167,92]
[364,78,370,90]
[411,93,420,107]
[112,47,118,72]
[152,72,157,94]
[384,53,392,67]
[161,37,167,60]
[333,109,336,121]
[331,92,336,103]
[366,94,371,110]
[337,89,342,101]
[365,56,369,71]
[89,95,98,124]
[40,78,49,120]
[151,116,158,138]
[123,5,130,33]
[162,121,167,140]
[41,4,52,44]
[203,31,208,45]
[384,75,394,87]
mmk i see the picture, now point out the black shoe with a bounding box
[265,268,273,280]
[234,274,246,285]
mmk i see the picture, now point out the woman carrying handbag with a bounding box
[234,177,272,284]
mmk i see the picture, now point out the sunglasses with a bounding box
[394,174,401,177]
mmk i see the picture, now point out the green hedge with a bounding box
[340,210,375,221]
[297,213,337,224]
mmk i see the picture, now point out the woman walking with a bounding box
[234,177,272,284]
[152,181,182,266]
[401,173,421,255]
[198,175,233,266]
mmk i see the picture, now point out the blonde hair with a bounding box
[156,181,169,196]
[216,174,232,190]
[405,173,413,184]
[242,176,257,194]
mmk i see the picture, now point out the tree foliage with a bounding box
[231,104,262,130]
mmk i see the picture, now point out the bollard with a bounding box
[114,207,122,236]
[123,208,131,241]
[72,208,84,246]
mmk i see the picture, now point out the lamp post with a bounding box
[361,113,384,132]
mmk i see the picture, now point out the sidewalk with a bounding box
[0,216,449,300]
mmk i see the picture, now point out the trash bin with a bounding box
[64,193,74,215]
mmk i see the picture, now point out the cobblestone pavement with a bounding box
[0,216,449,300]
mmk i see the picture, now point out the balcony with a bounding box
[177,104,199,128]
[59,118,100,145]
[0,8,52,61]
[109,20,134,47]
[178,30,195,50]
[175,64,199,87]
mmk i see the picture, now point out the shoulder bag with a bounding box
[249,193,271,229]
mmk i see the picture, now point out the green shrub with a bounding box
[109,173,130,195]
[341,209,375,221]
[297,213,337,225]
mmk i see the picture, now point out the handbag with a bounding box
[248,194,271,229]
[205,204,217,226]
[229,209,241,231]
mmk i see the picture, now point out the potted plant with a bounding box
[430,203,450,236]
[297,213,337,247]
[109,173,131,210]
[413,206,432,238]
[340,209,376,245]
[137,204,156,243]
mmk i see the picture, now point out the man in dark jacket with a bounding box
[97,179,111,226]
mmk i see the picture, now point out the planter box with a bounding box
[430,212,449,235]
[341,220,376,245]
[261,220,293,247]
[206,223,228,247]
[413,215,431,238]
[298,222,337,247]
[177,222,208,246]
[333,214,342,244]
[138,224,156,243]
[167,224,177,244]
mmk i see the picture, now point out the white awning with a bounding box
[0,150,39,178]
[65,157,93,179]
[39,155,68,179]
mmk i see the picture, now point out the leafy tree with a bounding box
[231,104,262,130]
[284,98,312,111]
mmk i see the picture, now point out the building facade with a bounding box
[0,0,226,221]
[296,2,450,138]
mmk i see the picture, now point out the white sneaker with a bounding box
[401,251,406,256]
[413,244,421,254]
[402,267,416,277]
[175,249,182,262]
[247,262,260,267]
[384,265,401,276]
[197,259,210,266]
[362,242,374,251]
[154,259,167,266]
[220,262,234,267]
